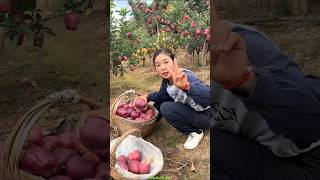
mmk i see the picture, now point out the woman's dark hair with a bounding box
[152,47,175,65]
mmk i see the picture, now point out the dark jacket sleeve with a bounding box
[233,26,320,149]
[185,71,211,108]
[147,79,173,105]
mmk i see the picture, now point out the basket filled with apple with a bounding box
[111,90,159,138]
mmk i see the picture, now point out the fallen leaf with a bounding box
[190,162,197,172]
[85,8,93,17]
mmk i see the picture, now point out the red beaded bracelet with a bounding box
[182,82,190,91]
[222,65,253,90]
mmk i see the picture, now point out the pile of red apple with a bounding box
[116,98,156,122]
[117,149,151,174]
[9,117,110,180]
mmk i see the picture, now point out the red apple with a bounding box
[182,30,189,37]
[191,21,196,28]
[121,56,128,61]
[195,28,201,36]
[175,26,181,33]
[64,12,80,31]
[204,28,209,35]
[127,32,132,38]
[183,15,189,22]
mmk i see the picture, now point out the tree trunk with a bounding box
[38,47,43,73]
[292,0,308,15]
[192,51,194,65]
[0,32,7,62]
[201,40,208,66]
[300,0,308,15]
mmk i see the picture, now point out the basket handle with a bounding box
[110,128,141,167]
[110,90,142,135]
[0,89,102,178]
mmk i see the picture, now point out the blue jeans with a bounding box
[156,101,213,135]
[211,128,320,180]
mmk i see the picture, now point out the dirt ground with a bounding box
[255,21,320,76]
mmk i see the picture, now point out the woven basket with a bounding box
[111,90,159,138]
[0,89,102,180]
[110,128,164,180]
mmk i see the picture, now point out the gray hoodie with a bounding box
[210,23,320,157]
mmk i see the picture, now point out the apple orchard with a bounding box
[111,0,210,76]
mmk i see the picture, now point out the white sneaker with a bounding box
[183,130,204,150]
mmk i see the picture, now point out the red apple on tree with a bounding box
[127,32,132,38]
[195,28,201,36]
[122,56,128,61]
[183,15,189,22]
[170,24,175,30]
[64,12,80,31]
[191,21,196,28]
[175,27,181,33]
[182,30,189,37]
[204,28,209,35]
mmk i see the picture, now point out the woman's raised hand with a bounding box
[168,60,190,90]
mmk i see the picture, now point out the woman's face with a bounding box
[154,53,174,79]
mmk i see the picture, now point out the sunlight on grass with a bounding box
[110,66,162,99]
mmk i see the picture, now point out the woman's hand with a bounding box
[211,18,256,91]
[211,20,250,84]
[168,60,190,91]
